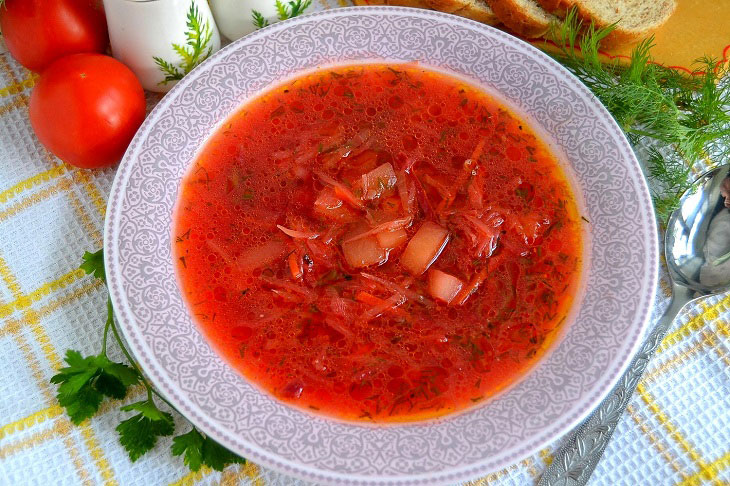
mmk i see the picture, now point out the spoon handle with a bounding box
[537,283,695,486]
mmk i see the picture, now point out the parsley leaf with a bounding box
[58,382,103,424]
[121,399,171,421]
[55,247,250,470]
[80,249,105,282]
[172,427,245,472]
[172,428,205,471]
[103,362,141,389]
[117,400,175,461]
[52,351,98,397]
[94,369,130,399]
[172,427,246,471]
[50,350,139,424]
[202,435,246,471]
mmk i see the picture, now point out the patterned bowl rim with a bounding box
[105,7,658,484]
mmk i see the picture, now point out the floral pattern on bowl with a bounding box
[105,7,658,485]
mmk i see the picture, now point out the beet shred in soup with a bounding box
[173,64,583,422]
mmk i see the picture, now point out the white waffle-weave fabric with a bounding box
[0,4,728,485]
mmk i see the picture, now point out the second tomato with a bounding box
[29,54,146,169]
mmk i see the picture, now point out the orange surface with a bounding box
[532,0,730,74]
[611,0,730,72]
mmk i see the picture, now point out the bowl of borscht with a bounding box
[105,7,658,485]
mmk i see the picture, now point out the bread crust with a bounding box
[352,0,500,25]
[536,0,575,17]
[487,0,554,37]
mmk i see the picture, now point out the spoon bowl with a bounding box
[666,164,730,294]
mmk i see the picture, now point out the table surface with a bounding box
[0,3,729,485]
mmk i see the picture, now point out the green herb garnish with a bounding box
[172,427,245,472]
[547,9,730,220]
[51,349,138,424]
[50,249,245,471]
[117,400,175,462]
[79,249,106,281]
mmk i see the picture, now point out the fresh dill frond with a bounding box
[546,8,730,220]
[251,9,270,29]
[646,147,693,218]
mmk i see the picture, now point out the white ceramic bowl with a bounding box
[105,7,658,484]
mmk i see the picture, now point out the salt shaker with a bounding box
[103,0,221,92]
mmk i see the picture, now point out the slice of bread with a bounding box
[487,0,559,38]
[536,0,575,17]
[352,0,500,25]
[537,0,676,47]
[573,0,676,47]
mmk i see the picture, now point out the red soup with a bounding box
[174,64,582,421]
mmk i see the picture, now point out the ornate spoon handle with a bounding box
[537,284,694,486]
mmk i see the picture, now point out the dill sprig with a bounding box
[153,1,214,85]
[546,9,730,220]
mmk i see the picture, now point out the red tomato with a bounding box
[0,0,108,72]
[29,54,146,169]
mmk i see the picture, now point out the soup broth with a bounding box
[174,64,582,421]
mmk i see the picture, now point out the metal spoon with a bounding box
[539,164,730,486]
